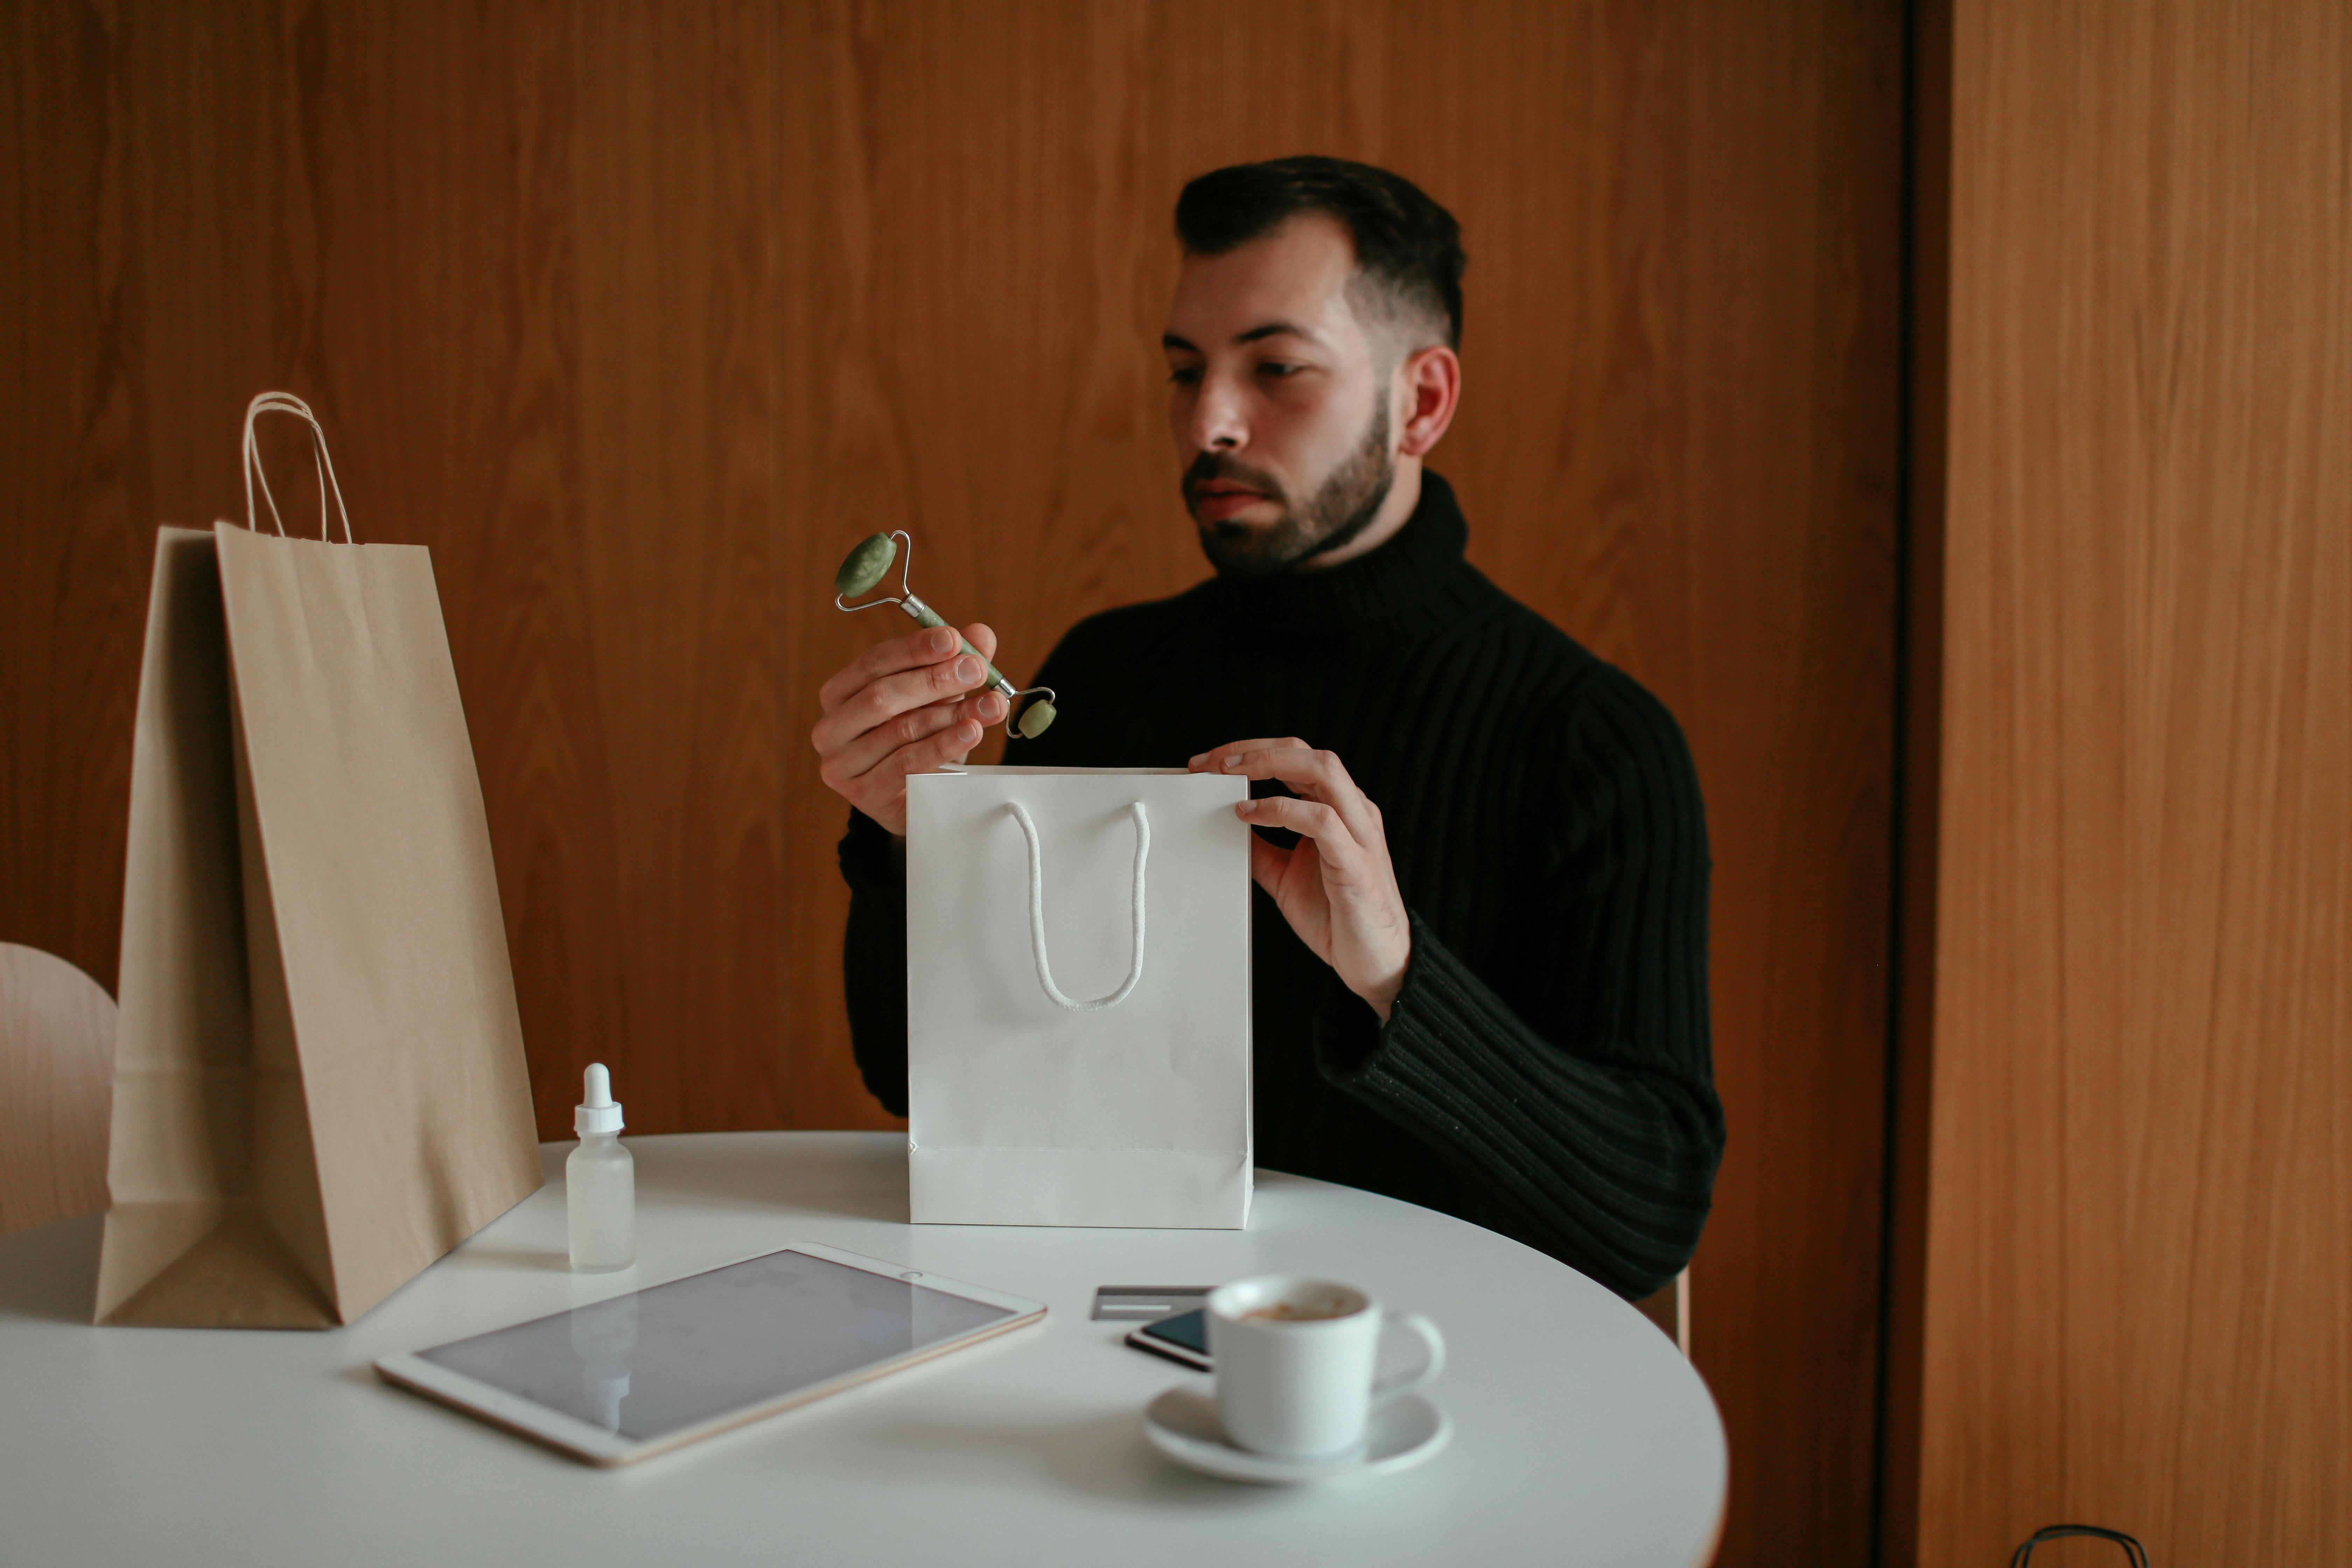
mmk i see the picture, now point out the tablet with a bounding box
[375,1242,1045,1465]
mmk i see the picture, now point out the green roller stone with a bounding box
[834,532,898,598]
[832,527,1055,735]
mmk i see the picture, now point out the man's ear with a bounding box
[1395,344,1462,458]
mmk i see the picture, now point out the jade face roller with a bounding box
[834,531,1058,739]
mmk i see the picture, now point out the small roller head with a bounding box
[835,533,898,599]
[1016,699,1057,740]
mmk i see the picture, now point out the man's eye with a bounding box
[1167,366,1202,386]
[1258,362,1302,378]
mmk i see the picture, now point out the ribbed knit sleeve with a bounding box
[838,809,911,1117]
[1312,667,1723,1300]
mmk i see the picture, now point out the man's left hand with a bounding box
[1188,738,1412,1021]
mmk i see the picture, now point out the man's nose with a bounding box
[1187,377,1248,454]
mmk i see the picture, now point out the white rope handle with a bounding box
[1007,800,1149,1012]
[243,392,355,543]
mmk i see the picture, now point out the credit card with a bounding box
[1090,1286,1209,1321]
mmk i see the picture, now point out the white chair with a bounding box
[1636,1267,1691,1357]
[0,943,116,1234]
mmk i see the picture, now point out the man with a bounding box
[811,157,1722,1300]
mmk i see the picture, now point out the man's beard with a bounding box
[1184,401,1395,579]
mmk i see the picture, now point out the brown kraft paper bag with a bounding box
[96,394,541,1328]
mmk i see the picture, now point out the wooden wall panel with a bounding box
[0,0,782,1139]
[778,5,1902,1562]
[1,0,150,1010]
[1916,2,2351,1562]
[6,5,1900,1560]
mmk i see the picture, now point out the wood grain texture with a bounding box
[0,1,783,1141]
[778,5,1902,1560]
[1917,2,2351,1562]
[0,944,117,1234]
[0,0,153,1002]
[5,5,1898,1557]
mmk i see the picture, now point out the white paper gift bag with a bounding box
[904,766,1253,1228]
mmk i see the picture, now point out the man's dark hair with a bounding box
[1175,155,1465,352]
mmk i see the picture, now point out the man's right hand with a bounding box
[813,622,1006,837]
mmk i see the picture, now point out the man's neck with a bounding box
[1295,458,1423,573]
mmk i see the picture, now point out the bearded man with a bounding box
[810,156,1723,1300]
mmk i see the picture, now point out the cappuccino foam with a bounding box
[1240,1300,1353,1323]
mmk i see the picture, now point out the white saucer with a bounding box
[1142,1384,1451,1485]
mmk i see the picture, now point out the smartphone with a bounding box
[1125,1306,1212,1371]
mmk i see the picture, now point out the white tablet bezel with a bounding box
[374,1240,1046,1466]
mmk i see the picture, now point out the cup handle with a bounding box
[1371,1312,1446,1408]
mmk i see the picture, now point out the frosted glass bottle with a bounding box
[567,1063,636,1272]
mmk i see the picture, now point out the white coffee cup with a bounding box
[1204,1275,1446,1458]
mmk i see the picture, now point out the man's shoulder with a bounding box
[1452,570,1615,705]
[1459,578,1695,765]
[1466,571,1592,663]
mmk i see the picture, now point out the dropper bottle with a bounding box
[567,1063,635,1273]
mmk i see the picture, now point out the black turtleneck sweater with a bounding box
[837,474,1723,1299]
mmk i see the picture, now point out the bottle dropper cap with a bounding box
[575,1063,624,1136]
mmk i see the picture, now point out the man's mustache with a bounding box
[1182,453,1288,510]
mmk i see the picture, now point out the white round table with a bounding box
[0,1132,1725,1566]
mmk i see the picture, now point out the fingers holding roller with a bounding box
[811,625,1002,758]
[881,694,992,779]
[821,689,1002,786]
[816,622,996,718]
[834,653,988,749]
[818,624,958,714]
[920,623,1003,760]
[812,620,1011,835]
[813,628,957,755]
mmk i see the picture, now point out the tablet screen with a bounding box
[416,1249,1015,1442]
